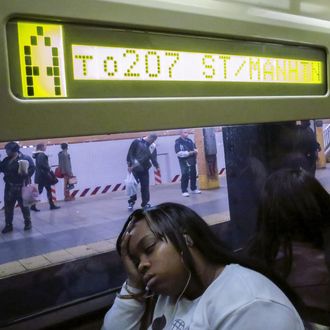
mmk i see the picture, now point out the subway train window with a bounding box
[2,1,330,328]
[0,127,229,263]
[0,120,329,328]
[0,127,231,328]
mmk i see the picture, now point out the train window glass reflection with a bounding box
[0,120,328,266]
[0,120,329,326]
[0,128,229,269]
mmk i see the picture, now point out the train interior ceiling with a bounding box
[1,0,330,329]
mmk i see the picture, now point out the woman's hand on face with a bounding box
[121,231,144,290]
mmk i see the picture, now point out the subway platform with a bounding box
[1,166,330,279]
[0,175,230,277]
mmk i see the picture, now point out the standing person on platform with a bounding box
[175,129,201,197]
[58,143,75,201]
[0,142,35,233]
[126,134,160,211]
[31,143,60,211]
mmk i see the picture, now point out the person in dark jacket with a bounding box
[126,134,160,210]
[0,141,35,233]
[295,120,321,176]
[31,143,60,211]
[175,129,201,197]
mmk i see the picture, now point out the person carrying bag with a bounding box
[0,142,35,233]
[125,172,138,198]
[31,144,60,211]
[22,182,40,207]
[58,143,75,201]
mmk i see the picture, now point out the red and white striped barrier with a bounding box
[170,167,226,183]
[219,168,226,176]
[171,174,180,183]
[154,169,162,185]
[51,185,57,202]
[69,183,126,199]
[59,167,226,201]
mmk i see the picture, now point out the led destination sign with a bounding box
[7,21,326,98]
[73,45,321,84]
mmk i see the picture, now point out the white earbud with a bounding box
[184,234,194,246]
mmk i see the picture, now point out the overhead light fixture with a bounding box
[248,7,330,29]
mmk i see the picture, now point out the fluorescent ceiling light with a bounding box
[248,7,330,29]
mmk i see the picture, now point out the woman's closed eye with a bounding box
[129,242,156,266]
[145,242,156,254]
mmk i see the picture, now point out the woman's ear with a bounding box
[184,234,194,247]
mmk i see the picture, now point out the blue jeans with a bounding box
[128,169,150,207]
[4,183,31,226]
[179,161,197,193]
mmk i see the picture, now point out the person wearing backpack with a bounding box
[0,141,35,233]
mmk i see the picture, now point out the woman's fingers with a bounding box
[121,232,138,273]
[120,231,144,289]
[120,231,131,257]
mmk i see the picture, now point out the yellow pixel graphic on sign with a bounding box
[17,22,67,98]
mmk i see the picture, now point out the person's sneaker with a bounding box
[143,204,152,210]
[182,192,190,197]
[1,225,13,234]
[191,189,201,194]
[50,205,61,210]
[128,203,134,211]
[24,222,32,231]
[30,205,40,212]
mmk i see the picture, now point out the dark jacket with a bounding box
[175,137,197,166]
[0,152,35,184]
[33,151,51,185]
[295,126,320,160]
[127,138,159,171]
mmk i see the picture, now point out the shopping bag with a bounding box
[68,176,77,184]
[22,184,40,206]
[125,172,138,196]
[18,160,29,175]
[55,166,64,178]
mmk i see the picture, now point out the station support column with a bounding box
[194,128,220,190]
[315,120,326,168]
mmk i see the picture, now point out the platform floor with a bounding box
[0,175,230,270]
[1,166,330,277]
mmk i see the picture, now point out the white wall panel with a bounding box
[0,132,225,205]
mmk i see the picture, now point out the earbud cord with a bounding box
[167,270,192,330]
[143,288,155,299]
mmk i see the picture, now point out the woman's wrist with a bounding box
[126,279,145,292]
[125,281,145,294]
[116,281,146,302]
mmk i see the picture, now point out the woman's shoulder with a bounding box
[204,264,293,307]
[193,264,303,329]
